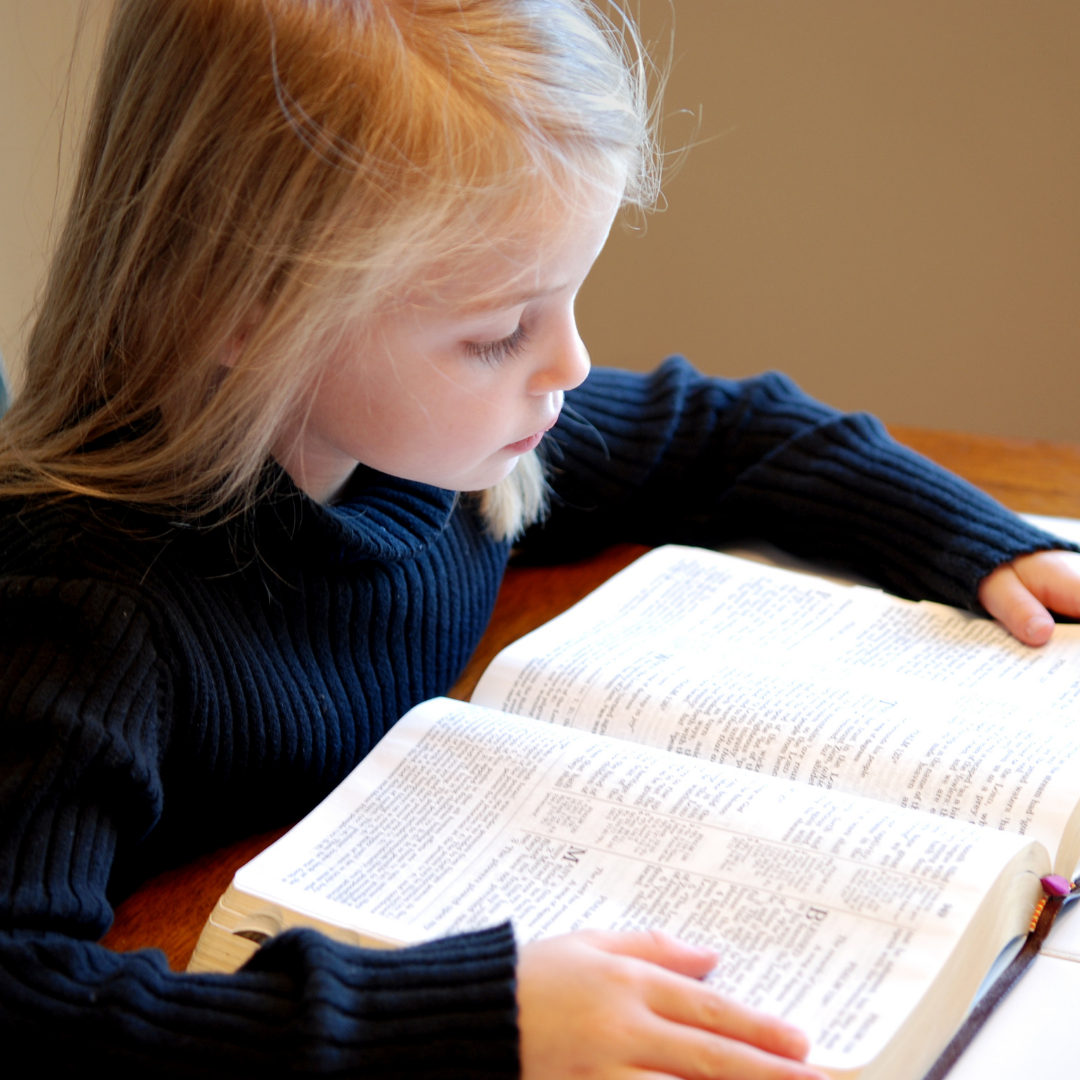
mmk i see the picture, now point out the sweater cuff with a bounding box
[241,922,519,1076]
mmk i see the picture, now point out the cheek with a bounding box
[324,352,427,427]
[318,342,518,466]
[429,402,506,453]
[373,383,501,464]
[417,363,515,424]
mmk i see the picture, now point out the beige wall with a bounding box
[0,0,109,389]
[2,2,1078,438]
[577,1,1080,440]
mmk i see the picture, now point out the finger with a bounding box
[583,931,812,1061]
[636,1013,828,1080]
[1011,550,1080,618]
[644,971,810,1062]
[632,1067,826,1080]
[977,564,1054,645]
[586,928,719,980]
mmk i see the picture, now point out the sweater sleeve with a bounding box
[524,357,1074,610]
[0,575,519,1077]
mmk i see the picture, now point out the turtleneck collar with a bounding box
[258,462,462,564]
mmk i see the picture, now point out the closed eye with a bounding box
[464,323,529,366]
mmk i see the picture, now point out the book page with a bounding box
[1020,513,1080,547]
[473,547,1080,871]
[237,698,1043,1075]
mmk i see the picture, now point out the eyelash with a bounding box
[464,323,529,366]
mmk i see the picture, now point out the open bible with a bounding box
[189,545,1080,1080]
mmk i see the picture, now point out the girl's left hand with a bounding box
[978,550,1080,645]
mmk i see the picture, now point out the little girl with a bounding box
[1,1,1078,1077]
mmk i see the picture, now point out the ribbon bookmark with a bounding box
[920,875,1080,1080]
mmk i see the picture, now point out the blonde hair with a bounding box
[0,0,660,539]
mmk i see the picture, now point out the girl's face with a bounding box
[274,183,621,503]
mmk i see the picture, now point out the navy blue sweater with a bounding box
[0,360,1066,1075]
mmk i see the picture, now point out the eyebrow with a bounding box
[462,281,567,313]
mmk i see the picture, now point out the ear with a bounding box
[221,336,244,369]
[220,307,265,369]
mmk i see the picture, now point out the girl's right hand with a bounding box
[517,929,828,1080]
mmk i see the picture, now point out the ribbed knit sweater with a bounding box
[0,359,1067,1076]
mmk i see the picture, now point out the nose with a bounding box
[527,311,591,396]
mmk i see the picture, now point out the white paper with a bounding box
[947,953,1080,1078]
[238,698,1039,1074]
[473,547,1080,868]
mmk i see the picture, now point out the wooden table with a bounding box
[99,425,1080,971]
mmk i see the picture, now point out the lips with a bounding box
[504,418,558,455]
[503,430,547,454]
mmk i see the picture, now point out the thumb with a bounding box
[584,928,718,979]
[978,562,1055,645]
[1012,550,1080,618]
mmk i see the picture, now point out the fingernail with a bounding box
[1025,615,1054,641]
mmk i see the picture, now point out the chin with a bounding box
[458,457,521,492]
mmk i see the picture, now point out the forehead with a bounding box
[407,179,624,314]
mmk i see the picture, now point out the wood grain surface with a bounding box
[99,427,1080,971]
